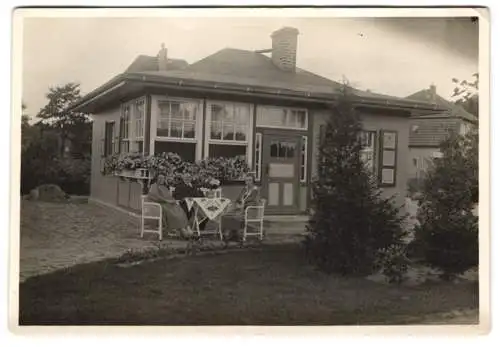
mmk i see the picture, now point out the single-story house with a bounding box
[69,26,445,216]
[406,84,477,179]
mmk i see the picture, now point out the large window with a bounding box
[157,100,198,140]
[104,121,115,157]
[206,102,253,163]
[257,106,307,130]
[118,97,146,154]
[154,98,201,161]
[209,103,249,142]
[119,105,131,153]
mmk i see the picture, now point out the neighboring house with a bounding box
[406,85,478,179]
[69,27,444,216]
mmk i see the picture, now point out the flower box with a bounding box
[118,169,135,178]
[135,168,150,179]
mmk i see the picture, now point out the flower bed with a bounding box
[103,152,250,189]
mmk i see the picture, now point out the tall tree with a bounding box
[36,83,91,157]
[304,86,406,276]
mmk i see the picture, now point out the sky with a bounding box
[21,15,479,118]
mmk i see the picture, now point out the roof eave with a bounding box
[70,72,450,114]
[67,74,126,112]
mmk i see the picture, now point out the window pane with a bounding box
[286,142,296,158]
[297,111,306,128]
[157,119,169,137]
[287,111,296,128]
[211,104,228,122]
[222,123,234,141]
[279,142,287,157]
[170,102,181,120]
[234,125,247,141]
[234,105,249,125]
[182,103,196,120]
[270,141,278,157]
[210,121,222,140]
[170,120,183,138]
[183,121,196,139]
[135,102,144,119]
[257,106,306,129]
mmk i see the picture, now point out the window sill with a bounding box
[208,139,248,146]
[155,137,197,143]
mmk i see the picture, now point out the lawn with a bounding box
[19,244,478,325]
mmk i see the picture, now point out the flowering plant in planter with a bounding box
[103,152,149,176]
[103,151,250,188]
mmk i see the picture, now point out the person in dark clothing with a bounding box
[173,174,208,230]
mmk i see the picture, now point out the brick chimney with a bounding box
[271,27,299,72]
[429,84,437,102]
[158,43,168,71]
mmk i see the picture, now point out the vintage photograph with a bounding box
[12,8,484,328]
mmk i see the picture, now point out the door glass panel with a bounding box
[286,142,296,158]
[278,142,287,157]
[283,183,294,206]
[271,140,297,159]
[269,163,295,178]
[270,141,278,157]
[268,183,279,206]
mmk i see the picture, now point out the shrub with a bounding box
[21,131,90,195]
[374,244,411,284]
[304,91,407,276]
[413,129,479,278]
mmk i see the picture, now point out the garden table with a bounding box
[184,197,232,239]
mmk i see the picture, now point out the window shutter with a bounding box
[103,121,115,157]
[378,130,398,187]
[99,139,105,157]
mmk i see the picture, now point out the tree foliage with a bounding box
[21,84,92,195]
[304,89,407,276]
[413,128,478,278]
[452,73,478,118]
[36,82,92,157]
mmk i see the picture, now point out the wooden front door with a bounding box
[261,131,301,214]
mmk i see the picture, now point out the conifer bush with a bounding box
[413,129,479,278]
[304,91,407,276]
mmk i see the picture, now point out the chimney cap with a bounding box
[271,26,299,37]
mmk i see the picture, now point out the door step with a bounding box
[264,215,309,223]
[263,215,309,236]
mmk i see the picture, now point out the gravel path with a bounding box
[19,200,189,282]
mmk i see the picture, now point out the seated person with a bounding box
[221,173,261,237]
[173,174,208,230]
[147,174,193,238]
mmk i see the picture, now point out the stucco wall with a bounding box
[91,106,121,205]
[310,108,411,210]
[91,106,143,211]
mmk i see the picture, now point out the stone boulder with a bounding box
[27,184,69,202]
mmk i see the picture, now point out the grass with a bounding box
[19,243,478,325]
